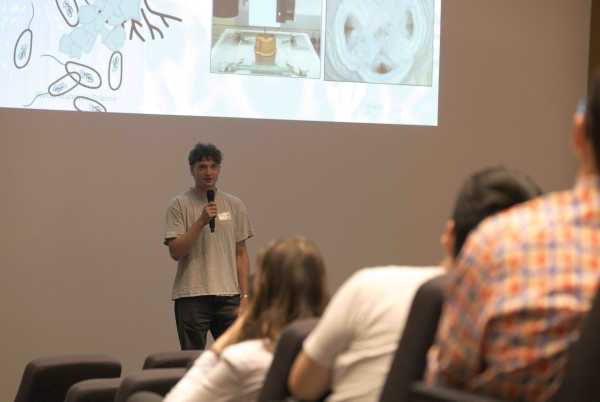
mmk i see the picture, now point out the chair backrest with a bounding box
[549,285,600,402]
[13,354,121,402]
[64,378,122,402]
[142,351,202,370]
[379,274,449,402]
[257,318,319,402]
[113,368,186,402]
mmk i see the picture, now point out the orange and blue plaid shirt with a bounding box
[426,175,600,402]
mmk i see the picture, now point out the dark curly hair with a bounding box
[451,167,542,258]
[188,143,222,166]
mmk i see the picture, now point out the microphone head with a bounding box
[206,189,215,202]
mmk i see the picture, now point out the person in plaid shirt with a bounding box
[287,167,541,402]
[426,79,600,402]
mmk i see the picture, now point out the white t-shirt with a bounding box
[164,339,272,402]
[303,266,443,402]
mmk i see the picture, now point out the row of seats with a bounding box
[14,273,600,402]
[14,351,200,402]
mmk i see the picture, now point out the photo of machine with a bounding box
[211,0,322,79]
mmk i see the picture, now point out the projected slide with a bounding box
[0,0,441,126]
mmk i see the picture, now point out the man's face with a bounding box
[191,158,221,190]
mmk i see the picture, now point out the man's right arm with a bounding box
[165,202,217,261]
[167,218,206,261]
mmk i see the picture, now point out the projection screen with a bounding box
[0,0,441,125]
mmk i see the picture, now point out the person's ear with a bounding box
[572,112,598,174]
[572,112,588,159]
[441,219,455,261]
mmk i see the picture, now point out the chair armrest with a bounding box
[64,377,121,402]
[14,354,121,402]
[126,391,165,402]
[142,351,202,370]
[410,382,507,402]
[114,368,186,402]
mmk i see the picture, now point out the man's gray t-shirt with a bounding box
[164,188,253,300]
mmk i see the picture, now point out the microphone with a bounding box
[206,189,216,233]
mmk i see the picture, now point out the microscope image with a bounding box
[211,0,322,79]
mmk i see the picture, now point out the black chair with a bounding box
[546,283,600,402]
[378,274,449,402]
[409,285,600,402]
[257,318,321,402]
[410,383,506,402]
[65,350,201,402]
[13,354,121,402]
[113,368,187,402]
[64,378,122,402]
[142,351,202,370]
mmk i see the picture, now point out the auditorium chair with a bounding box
[64,378,122,402]
[550,284,600,402]
[66,368,185,402]
[257,318,327,402]
[65,351,200,402]
[408,285,600,402]
[410,384,506,402]
[142,350,202,369]
[378,274,449,402]
[113,368,187,402]
[13,354,121,402]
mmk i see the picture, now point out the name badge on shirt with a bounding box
[218,211,232,221]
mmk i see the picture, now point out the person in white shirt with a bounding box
[289,167,542,402]
[163,236,328,402]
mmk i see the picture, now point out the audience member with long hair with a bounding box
[164,236,328,402]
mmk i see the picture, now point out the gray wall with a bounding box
[0,1,591,400]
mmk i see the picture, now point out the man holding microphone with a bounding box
[164,143,253,350]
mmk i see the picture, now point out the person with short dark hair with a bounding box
[446,166,542,259]
[164,142,253,350]
[426,78,600,402]
[289,167,540,402]
[188,143,222,167]
[164,236,329,402]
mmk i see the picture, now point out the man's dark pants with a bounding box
[174,295,240,350]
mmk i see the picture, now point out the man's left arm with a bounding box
[233,197,252,310]
[236,240,249,310]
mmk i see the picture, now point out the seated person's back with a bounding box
[303,266,442,402]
